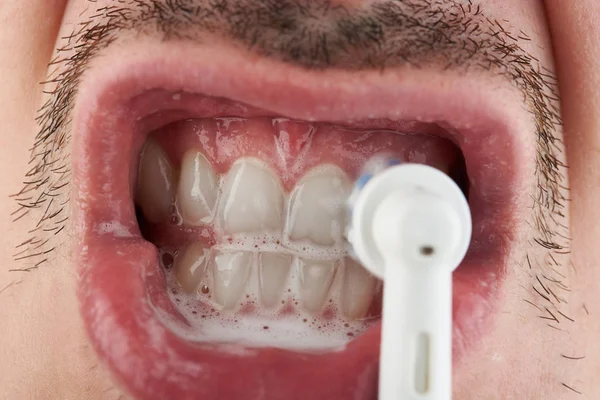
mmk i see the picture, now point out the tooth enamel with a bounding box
[173,242,210,293]
[286,166,351,247]
[298,258,337,313]
[136,139,175,223]
[341,258,378,319]
[258,253,292,308]
[212,250,253,309]
[218,160,285,234]
[177,150,218,225]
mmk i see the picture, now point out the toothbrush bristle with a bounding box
[345,154,405,263]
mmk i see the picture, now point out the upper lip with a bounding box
[73,40,531,400]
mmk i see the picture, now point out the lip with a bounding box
[73,40,529,400]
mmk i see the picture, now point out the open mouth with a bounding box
[137,112,463,348]
[73,43,521,400]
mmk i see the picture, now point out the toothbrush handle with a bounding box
[379,263,453,400]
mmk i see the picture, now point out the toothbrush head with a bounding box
[346,162,471,279]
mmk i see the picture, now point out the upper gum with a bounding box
[148,116,457,190]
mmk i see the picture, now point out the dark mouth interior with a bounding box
[450,150,470,199]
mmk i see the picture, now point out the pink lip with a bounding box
[73,42,526,399]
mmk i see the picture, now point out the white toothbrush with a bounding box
[346,161,472,400]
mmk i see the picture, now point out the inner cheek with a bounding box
[134,117,457,348]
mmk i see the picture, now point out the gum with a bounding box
[150,117,458,190]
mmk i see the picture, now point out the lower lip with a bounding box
[74,47,515,400]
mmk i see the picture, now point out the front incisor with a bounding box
[218,160,285,234]
[286,166,351,247]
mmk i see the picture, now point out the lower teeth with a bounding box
[160,248,380,350]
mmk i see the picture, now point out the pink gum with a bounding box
[150,117,458,191]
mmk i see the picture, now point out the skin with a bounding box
[0,1,599,399]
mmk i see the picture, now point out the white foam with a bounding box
[95,221,134,238]
[213,234,348,261]
[171,311,351,351]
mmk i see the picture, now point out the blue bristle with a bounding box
[354,156,400,192]
[386,158,400,167]
[356,173,373,189]
[346,154,403,262]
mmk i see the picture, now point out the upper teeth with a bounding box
[137,140,175,223]
[286,166,351,247]
[177,149,219,225]
[136,139,378,320]
[217,159,285,235]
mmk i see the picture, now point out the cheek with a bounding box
[546,2,600,392]
[0,254,114,397]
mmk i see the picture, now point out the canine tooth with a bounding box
[258,253,292,307]
[287,166,351,246]
[212,250,253,309]
[218,160,284,234]
[298,258,337,313]
[173,242,209,293]
[340,258,378,319]
[136,139,175,223]
[177,150,218,225]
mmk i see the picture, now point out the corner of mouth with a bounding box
[72,48,527,400]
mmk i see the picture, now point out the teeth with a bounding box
[298,258,337,313]
[258,253,292,308]
[152,149,380,319]
[340,258,378,319]
[177,150,219,225]
[286,166,351,246]
[218,160,285,234]
[212,250,253,309]
[136,139,175,223]
[173,242,210,293]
